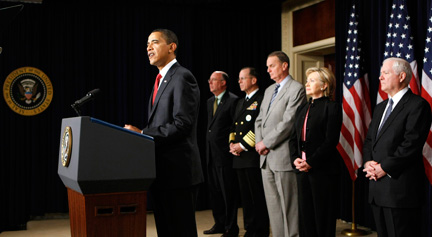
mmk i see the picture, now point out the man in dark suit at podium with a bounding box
[125,28,203,237]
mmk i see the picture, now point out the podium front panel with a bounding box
[58,116,155,194]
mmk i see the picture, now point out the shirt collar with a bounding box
[278,75,291,90]
[388,87,408,107]
[159,58,177,78]
[246,88,259,99]
[216,90,226,101]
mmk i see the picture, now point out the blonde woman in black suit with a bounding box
[289,67,342,237]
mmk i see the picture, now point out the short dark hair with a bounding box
[152,28,179,55]
[241,67,259,82]
[268,51,290,69]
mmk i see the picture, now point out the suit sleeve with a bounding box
[262,86,306,150]
[142,72,199,145]
[289,105,303,165]
[306,102,342,169]
[240,133,255,150]
[381,99,431,178]
[229,98,241,143]
[228,100,245,144]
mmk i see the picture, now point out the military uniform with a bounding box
[229,90,269,236]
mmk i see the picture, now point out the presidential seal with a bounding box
[3,67,53,116]
[61,126,72,167]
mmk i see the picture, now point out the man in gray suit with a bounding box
[255,51,306,237]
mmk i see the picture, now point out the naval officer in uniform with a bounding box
[229,67,270,237]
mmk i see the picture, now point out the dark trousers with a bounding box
[207,162,239,232]
[371,202,421,237]
[236,167,269,236]
[297,172,338,237]
[149,183,200,237]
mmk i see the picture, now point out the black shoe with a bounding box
[221,229,239,237]
[203,225,225,235]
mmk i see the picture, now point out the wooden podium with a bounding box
[58,117,155,237]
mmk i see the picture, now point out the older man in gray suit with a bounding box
[255,51,306,237]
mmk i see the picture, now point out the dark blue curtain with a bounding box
[0,1,281,231]
[336,0,432,236]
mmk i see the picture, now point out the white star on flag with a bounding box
[379,0,420,104]
[338,3,372,181]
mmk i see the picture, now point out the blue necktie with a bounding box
[377,98,393,135]
[268,83,280,110]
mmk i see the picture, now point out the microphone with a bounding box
[71,88,101,116]
[73,88,100,107]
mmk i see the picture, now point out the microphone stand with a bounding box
[71,103,82,116]
[71,88,101,116]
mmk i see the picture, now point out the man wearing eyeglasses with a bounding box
[205,71,240,237]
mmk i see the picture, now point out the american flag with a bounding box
[337,3,372,181]
[379,0,420,103]
[421,5,432,184]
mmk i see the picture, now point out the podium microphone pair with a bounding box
[71,88,101,116]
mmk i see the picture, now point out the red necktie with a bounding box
[152,73,162,105]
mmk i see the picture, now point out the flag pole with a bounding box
[341,180,369,236]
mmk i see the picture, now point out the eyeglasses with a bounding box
[208,78,224,83]
[238,76,252,81]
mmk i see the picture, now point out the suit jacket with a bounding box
[229,90,264,169]
[142,62,204,189]
[255,75,307,171]
[207,91,239,167]
[289,97,342,174]
[363,89,431,208]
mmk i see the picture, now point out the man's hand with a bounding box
[255,141,269,155]
[370,163,387,180]
[363,161,386,181]
[124,124,142,133]
[230,143,244,156]
[363,161,377,180]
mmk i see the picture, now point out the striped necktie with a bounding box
[268,83,280,110]
[377,98,393,135]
